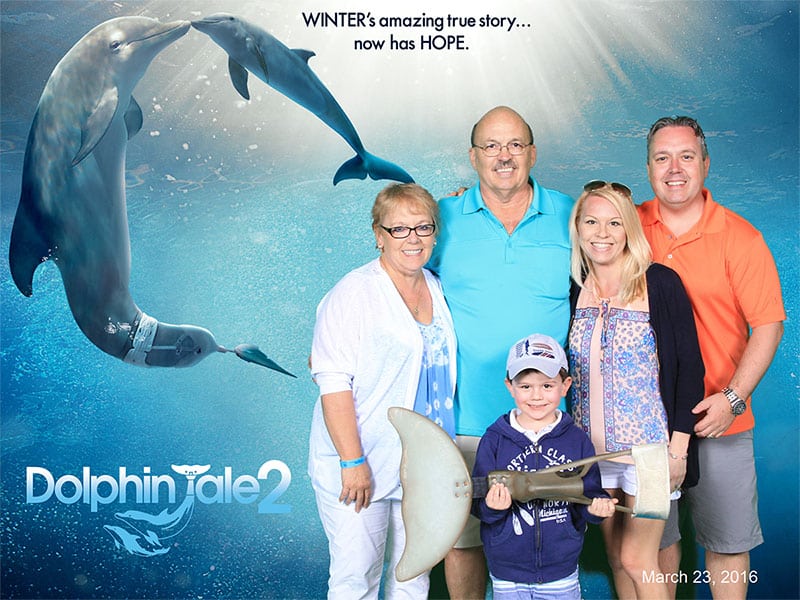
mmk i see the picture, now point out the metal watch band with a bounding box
[722,386,742,404]
[722,386,746,415]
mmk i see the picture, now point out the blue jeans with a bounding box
[490,568,581,599]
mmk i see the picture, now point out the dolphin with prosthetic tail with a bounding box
[8,16,295,376]
[387,407,670,582]
[191,13,414,185]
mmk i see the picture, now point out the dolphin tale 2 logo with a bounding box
[25,462,291,557]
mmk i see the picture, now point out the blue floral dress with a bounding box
[413,310,455,438]
[568,290,668,460]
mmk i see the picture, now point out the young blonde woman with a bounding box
[567,181,704,599]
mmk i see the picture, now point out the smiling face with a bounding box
[374,199,436,279]
[577,194,628,270]
[647,125,710,214]
[469,107,537,198]
[506,370,571,432]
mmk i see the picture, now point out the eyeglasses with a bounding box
[472,141,532,157]
[380,223,436,239]
[583,180,632,198]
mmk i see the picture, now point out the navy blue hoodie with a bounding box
[471,411,607,585]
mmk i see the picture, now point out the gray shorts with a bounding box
[684,430,763,553]
[453,435,483,549]
[659,499,681,549]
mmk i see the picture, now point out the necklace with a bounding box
[395,277,425,316]
[588,275,619,306]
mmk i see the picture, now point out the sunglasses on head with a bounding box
[583,180,632,197]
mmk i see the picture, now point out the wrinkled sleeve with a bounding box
[471,430,508,525]
[659,266,705,434]
[311,279,361,395]
[729,231,786,328]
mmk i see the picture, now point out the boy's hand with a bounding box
[588,496,618,518]
[485,482,512,510]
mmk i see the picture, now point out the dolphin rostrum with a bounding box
[8,16,295,376]
[191,13,414,185]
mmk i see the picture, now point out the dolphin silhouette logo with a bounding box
[105,463,207,557]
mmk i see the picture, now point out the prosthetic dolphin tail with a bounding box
[8,16,294,376]
[387,407,670,582]
[191,13,414,185]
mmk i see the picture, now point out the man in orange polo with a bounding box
[638,116,785,599]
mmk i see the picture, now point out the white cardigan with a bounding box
[308,258,457,502]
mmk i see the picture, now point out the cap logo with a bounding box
[515,340,557,360]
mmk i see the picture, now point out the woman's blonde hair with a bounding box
[569,183,651,304]
[371,183,439,230]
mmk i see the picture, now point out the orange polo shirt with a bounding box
[638,189,785,434]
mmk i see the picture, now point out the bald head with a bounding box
[471,106,534,147]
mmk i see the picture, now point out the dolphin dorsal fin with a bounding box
[124,96,143,140]
[228,56,251,100]
[73,86,119,165]
[292,49,316,64]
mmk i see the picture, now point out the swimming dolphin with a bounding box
[191,13,414,185]
[105,493,194,556]
[8,16,295,376]
[114,494,196,541]
[104,524,170,557]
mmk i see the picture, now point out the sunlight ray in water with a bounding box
[122,0,712,151]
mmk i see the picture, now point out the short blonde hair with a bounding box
[371,183,439,230]
[569,183,651,304]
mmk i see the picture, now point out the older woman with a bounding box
[308,183,457,599]
[567,181,704,600]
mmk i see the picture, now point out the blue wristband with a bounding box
[340,456,366,468]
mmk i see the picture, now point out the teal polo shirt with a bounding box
[428,179,573,436]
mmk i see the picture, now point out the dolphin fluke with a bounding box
[333,152,415,185]
[228,344,297,378]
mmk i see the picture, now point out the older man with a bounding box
[428,106,574,599]
[640,116,785,600]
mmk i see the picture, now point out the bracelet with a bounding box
[668,451,688,460]
[340,456,366,468]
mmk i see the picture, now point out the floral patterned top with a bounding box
[568,288,668,461]
[413,310,455,438]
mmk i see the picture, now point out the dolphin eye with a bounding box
[109,39,122,51]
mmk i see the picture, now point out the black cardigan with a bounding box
[569,263,705,488]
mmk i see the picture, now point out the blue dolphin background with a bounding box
[7,15,295,376]
[0,2,796,599]
[190,13,415,185]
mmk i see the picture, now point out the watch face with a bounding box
[732,400,746,416]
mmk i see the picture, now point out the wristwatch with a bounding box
[722,387,747,416]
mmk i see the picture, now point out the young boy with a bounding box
[472,333,617,599]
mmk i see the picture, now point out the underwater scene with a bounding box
[0,1,797,598]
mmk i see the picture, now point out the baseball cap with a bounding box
[506,333,568,380]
